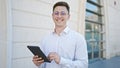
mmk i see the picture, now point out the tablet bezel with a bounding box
[27,46,51,63]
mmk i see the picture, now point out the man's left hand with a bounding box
[48,52,60,64]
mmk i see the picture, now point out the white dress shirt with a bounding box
[39,27,88,68]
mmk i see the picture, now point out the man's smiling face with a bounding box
[52,6,70,27]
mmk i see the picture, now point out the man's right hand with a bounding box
[32,55,44,66]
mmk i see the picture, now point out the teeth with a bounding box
[56,19,64,22]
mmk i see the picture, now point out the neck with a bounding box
[55,26,66,35]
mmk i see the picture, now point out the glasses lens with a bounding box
[61,11,66,15]
[54,11,67,16]
[54,12,59,15]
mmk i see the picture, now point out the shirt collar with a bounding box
[52,26,70,35]
[63,26,70,34]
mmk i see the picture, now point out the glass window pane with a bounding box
[94,24,99,32]
[86,2,100,13]
[86,12,99,22]
[94,33,99,40]
[94,51,99,58]
[86,32,92,40]
[86,22,92,30]
[85,22,92,40]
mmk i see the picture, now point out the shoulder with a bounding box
[69,30,86,45]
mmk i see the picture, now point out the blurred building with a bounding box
[0,0,120,68]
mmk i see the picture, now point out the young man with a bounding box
[32,1,88,68]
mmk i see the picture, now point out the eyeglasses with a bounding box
[53,11,68,16]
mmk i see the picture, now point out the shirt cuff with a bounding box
[59,57,67,65]
[59,57,71,67]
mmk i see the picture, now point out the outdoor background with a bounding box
[0,0,120,68]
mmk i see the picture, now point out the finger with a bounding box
[48,55,55,61]
[33,55,38,59]
[38,59,44,63]
[37,57,43,61]
[49,52,56,57]
[32,58,44,65]
[33,56,42,61]
[49,52,56,55]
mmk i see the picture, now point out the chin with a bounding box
[56,24,64,27]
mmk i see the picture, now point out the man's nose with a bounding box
[57,13,62,17]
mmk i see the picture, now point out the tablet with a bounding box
[27,46,51,63]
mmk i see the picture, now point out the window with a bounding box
[85,0,105,63]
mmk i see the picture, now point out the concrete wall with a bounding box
[104,0,120,58]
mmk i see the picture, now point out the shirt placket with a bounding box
[56,35,62,56]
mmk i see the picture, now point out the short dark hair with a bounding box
[53,1,70,14]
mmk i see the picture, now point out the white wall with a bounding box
[11,0,86,68]
[104,0,120,58]
[0,0,7,68]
